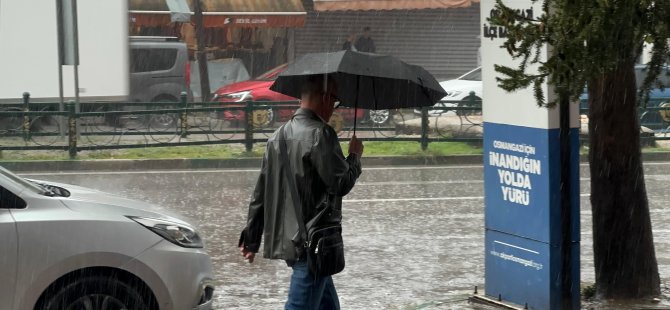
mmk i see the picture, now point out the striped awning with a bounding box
[129,0,307,27]
[313,0,480,11]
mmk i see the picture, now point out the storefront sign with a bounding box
[227,17,268,25]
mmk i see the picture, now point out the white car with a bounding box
[0,166,214,310]
[416,67,483,116]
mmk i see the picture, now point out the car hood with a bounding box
[215,80,272,95]
[36,180,194,227]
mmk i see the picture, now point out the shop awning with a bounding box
[313,0,480,11]
[129,0,307,27]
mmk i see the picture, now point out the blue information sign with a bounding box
[480,1,581,307]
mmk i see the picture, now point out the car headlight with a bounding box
[223,91,252,102]
[446,90,463,98]
[128,216,204,248]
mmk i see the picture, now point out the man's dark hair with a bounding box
[301,74,335,96]
[363,26,371,32]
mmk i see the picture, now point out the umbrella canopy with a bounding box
[270,50,446,110]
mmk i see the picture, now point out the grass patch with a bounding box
[643,147,670,152]
[100,145,266,159]
[1,141,482,161]
[582,145,670,154]
[10,140,670,161]
[345,141,482,156]
[0,150,70,161]
[0,144,266,161]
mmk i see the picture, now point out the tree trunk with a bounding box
[588,60,661,298]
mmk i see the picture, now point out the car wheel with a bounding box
[252,100,275,128]
[149,96,178,129]
[659,102,670,123]
[368,109,391,125]
[95,104,122,127]
[35,275,157,310]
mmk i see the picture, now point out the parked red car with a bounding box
[212,64,391,125]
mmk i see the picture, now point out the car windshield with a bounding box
[254,64,287,81]
[459,68,482,81]
[0,166,44,194]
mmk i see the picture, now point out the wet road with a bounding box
[21,163,670,309]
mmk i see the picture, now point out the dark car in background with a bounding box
[105,36,193,127]
[580,64,670,130]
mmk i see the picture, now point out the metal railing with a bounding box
[0,92,485,159]
[6,91,670,159]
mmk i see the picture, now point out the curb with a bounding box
[0,155,484,172]
[3,153,670,172]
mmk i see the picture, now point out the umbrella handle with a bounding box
[354,101,357,135]
[353,75,359,135]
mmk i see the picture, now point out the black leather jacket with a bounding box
[239,108,362,263]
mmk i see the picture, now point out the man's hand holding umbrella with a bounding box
[349,135,364,159]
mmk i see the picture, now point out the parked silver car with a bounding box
[415,67,482,116]
[0,166,214,310]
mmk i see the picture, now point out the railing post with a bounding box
[244,101,253,152]
[67,100,77,159]
[180,91,189,138]
[22,92,30,142]
[421,106,429,151]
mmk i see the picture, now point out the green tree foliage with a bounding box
[489,0,669,299]
[490,0,670,106]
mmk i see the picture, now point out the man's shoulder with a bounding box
[283,117,333,143]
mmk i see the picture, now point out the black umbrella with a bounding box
[270,50,447,130]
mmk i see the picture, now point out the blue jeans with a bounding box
[285,260,340,310]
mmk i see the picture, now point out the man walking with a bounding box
[239,75,364,309]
